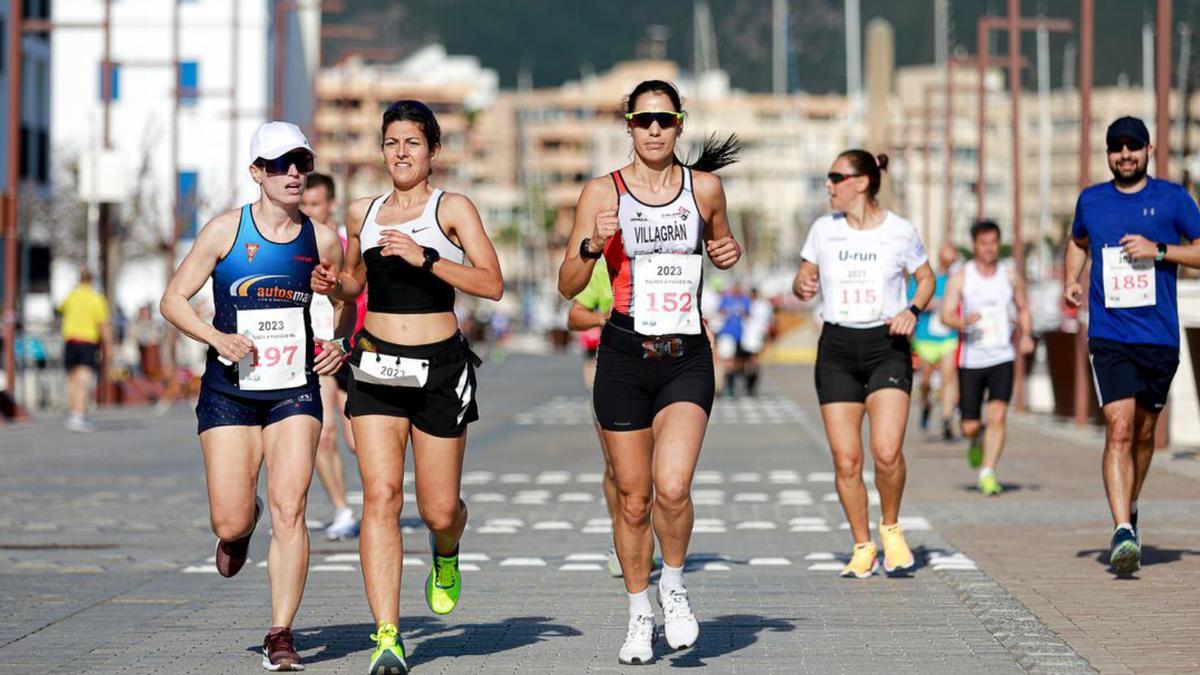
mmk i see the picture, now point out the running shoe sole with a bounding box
[883,558,915,577]
[1110,540,1141,574]
[367,651,408,675]
[261,650,304,671]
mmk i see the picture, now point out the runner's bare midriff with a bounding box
[364,311,459,346]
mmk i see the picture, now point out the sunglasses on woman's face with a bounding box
[827,172,864,184]
[256,150,314,175]
[625,111,685,129]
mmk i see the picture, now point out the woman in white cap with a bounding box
[160,121,347,671]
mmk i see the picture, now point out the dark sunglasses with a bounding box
[625,111,685,129]
[827,172,865,184]
[256,150,314,175]
[1107,140,1146,154]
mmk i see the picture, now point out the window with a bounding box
[98,62,120,101]
[178,61,198,105]
[177,171,199,239]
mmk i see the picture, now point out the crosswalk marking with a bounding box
[515,395,809,426]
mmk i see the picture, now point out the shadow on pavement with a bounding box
[956,481,1037,494]
[1077,545,1200,572]
[282,616,582,665]
[668,614,798,668]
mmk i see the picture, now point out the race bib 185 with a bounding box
[236,307,307,391]
[1102,246,1155,308]
[632,254,702,336]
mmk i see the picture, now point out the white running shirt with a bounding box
[800,211,928,328]
[957,260,1016,369]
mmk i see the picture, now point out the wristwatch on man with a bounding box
[1156,242,1168,262]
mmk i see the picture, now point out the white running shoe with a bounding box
[657,585,699,650]
[607,544,623,578]
[65,416,95,433]
[618,614,656,665]
[324,508,360,541]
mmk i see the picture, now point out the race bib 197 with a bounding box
[829,261,884,323]
[632,254,702,336]
[236,307,306,391]
[1102,246,1155,308]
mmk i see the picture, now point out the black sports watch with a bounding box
[579,237,603,260]
[422,246,440,271]
[1156,242,1168,262]
[907,304,922,319]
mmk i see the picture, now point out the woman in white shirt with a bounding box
[794,150,935,579]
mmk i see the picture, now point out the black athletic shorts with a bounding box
[1089,337,1179,412]
[958,361,1014,421]
[345,329,481,438]
[64,341,100,370]
[195,384,322,434]
[814,323,912,405]
[334,362,351,393]
[593,313,715,431]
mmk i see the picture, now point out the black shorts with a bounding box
[64,341,99,370]
[814,324,912,405]
[958,361,1014,421]
[592,313,714,431]
[195,385,322,434]
[334,363,351,393]
[1089,338,1179,412]
[345,329,480,438]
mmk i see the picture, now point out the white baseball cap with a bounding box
[248,121,315,163]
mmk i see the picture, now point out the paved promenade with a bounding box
[2,354,1198,672]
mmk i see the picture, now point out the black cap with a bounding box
[1106,116,1150,147]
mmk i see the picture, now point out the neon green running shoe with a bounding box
[424,533,461,615]
[967,437,984,469]
[366,623,407,675]
[978,473,1002,496]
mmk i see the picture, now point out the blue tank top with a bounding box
[202,204,320,399]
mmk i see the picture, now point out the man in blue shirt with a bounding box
[1065,116,1200,575]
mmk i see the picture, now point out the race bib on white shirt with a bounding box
[975,304,1011,349]
[1102,246,1155,308]
[633,254,702,335]
[236,307,306,391]
[351,353,429,388]
[310,295,335,341]
[829,261,884,324]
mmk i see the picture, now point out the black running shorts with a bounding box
[592,313,715,431]
[345,329,481,438]
[1088,337,1179,412]
[64,341,100,370]
[958,361,1014,421]
[814,323,913,405]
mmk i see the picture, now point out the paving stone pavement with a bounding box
[5,354,1188,673]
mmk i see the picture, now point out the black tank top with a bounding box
[358,190,465,314]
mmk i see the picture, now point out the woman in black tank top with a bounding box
[311,100,502,672]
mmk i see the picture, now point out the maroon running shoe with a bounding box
[215,496,263,578]
[262,626,304,671]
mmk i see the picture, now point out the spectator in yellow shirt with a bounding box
[60,268,112,432]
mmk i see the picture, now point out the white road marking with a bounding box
[731,472,762,483]
[325,553,360,563]
[536,471,572,484]
[576,472,605,483]
[500,557,547,567]
[467,493,507,503]
[702,562,732,571]
[733,492,770,502]
[558,492,596,502]
[748,557,791,566]
[532,521,574,530]
[737,521,778,530]
[565,553,608,562]
[807,562,845,571]
[560,563,603,571]
[311,564,356,572]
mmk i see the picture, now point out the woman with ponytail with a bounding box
[557,79,740,664]
[794,150,935,580]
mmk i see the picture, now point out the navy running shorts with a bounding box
[196,384,323,434]
[1089,338,1179,412]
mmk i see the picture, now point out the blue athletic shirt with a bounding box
[908,273,957,342]
[202,204,320,399]
[1070,177,1200,347]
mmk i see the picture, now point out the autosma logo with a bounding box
[228,274,312,304]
